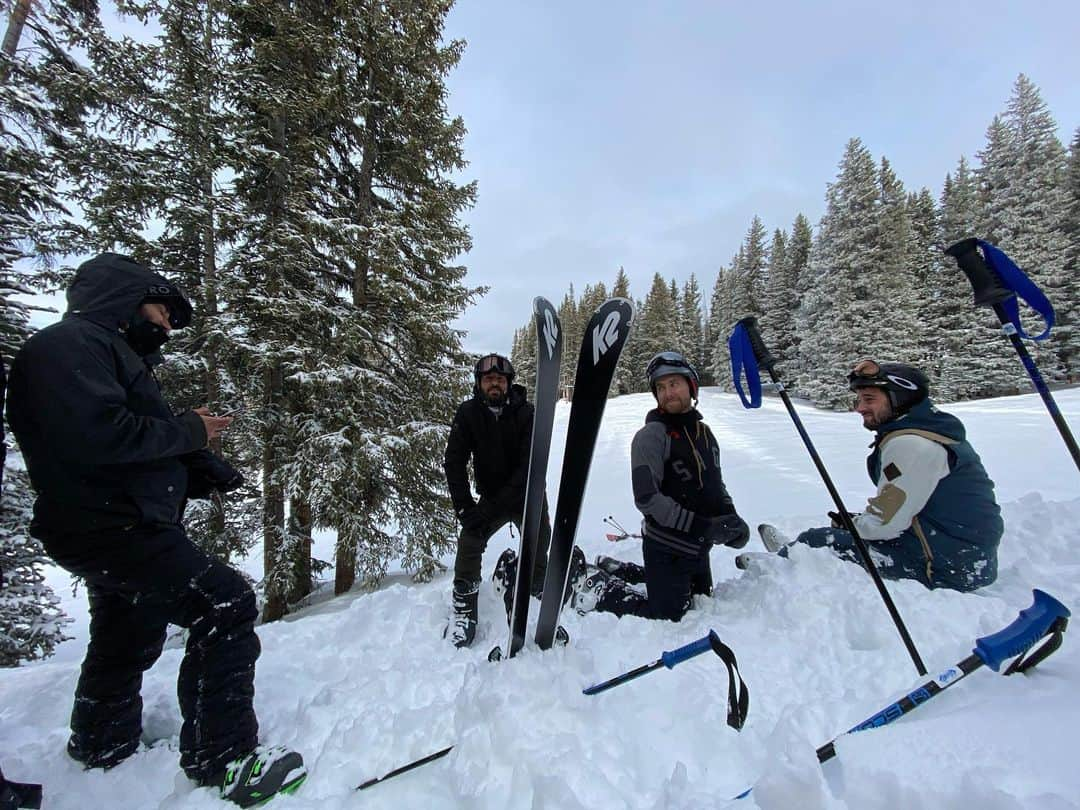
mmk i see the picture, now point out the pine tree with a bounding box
[0,0,94,664]
[223,0,476,609]
[0,467,70,666]
[784,214,813,378]
[939,157,1021,398]
[797,138,880,406]
[979,75,1067,385]
[707,258,739,388]
[761,228,791,366]
[732,216,768,320]
[557,285,579,398]
[1059,127,1080,379]
[873,158,924,366]
[611,266,637,394]
[678,274,705,378]
[635,273,681,372]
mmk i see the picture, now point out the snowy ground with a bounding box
[2,387,1079,809]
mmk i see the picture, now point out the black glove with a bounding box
[692,513,750,549]
[828,510,860,528]
[183,449,243,500]
[458,505,489,536]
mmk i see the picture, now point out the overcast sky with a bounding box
[443,0,1080,355]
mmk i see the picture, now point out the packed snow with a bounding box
[3,386,1079,809]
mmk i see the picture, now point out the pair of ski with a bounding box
[489,296,635,662]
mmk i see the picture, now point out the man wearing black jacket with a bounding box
[442,353,551,647]
[573,351,750,621]
[6,253,304,806]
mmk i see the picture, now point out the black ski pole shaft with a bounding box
[732,589,1070,801]
[583,630,722,695]
[946,238,1080,475]
[736,316,928,677]
[356,745,454,791]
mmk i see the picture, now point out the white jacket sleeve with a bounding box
[853,434,950,541]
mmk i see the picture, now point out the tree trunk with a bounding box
[261,361,287,621]
[287,494,312,604]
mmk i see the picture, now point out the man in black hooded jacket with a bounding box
[6,253,305,806]
[442,353,551,647]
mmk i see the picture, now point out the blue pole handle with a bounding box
[974,589,1070,671]
[661,630,720,668]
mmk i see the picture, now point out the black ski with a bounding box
[534,297,635,649]
[494,297,563,660]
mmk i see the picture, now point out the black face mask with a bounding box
[125,316,169,356]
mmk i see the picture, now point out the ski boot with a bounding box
[212,745,306,808]
[491,548,518,623]
[758,523,792,553]
[444,578,479,648]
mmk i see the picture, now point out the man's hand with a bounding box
[692,513,750,548]
[828,510,860,528]
[194,406,234,442]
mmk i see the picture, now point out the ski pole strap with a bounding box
[0,767,42,810]
[1004,616,1068,676]
[708,631,749,731]
[977,240,1055,341]
[728,322,762,409]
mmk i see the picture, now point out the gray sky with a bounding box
[443,0,1080,355]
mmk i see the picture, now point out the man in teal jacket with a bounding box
[780,360,1003,592]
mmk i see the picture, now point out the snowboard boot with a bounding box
[758,523,792,553]
[562,546,587,607]
[594,554,625,576]
[570,564,609,616]
[491,548,518,623]
[209,745,306,808]
[595,554,646,583]
[445,578,479,648]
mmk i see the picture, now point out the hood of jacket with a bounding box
[64,252,192,332]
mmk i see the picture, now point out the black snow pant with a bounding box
[42,523,259,783]
[453,498,551,594]
[597,541,712,621]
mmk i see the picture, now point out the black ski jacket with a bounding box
[6,253,208,537]
[443,384,534,516]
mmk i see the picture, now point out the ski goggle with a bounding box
[848,358,888,389]
[476,354,513,376]
[646,351,692,379]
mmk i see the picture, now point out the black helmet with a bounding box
[141,280,193,329]
[848,359,929,415]
[646,351,699,399]
[474,353,514,386]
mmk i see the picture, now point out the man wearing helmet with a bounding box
[5,253,305,805]
[765,359,1002,592]
[571,351,750,622]
[442,353,552,647]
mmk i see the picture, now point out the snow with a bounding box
[3,387,1079,809]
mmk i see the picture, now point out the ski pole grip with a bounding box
[735,316,776,372]
[945,238,1014,308]
[974,589,1070,672]
[661,630,718,668]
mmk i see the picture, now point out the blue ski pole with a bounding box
[584,630,749,730]
[584,630,724,695]
[946,238,1080,475]
[733,588,1070,800]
